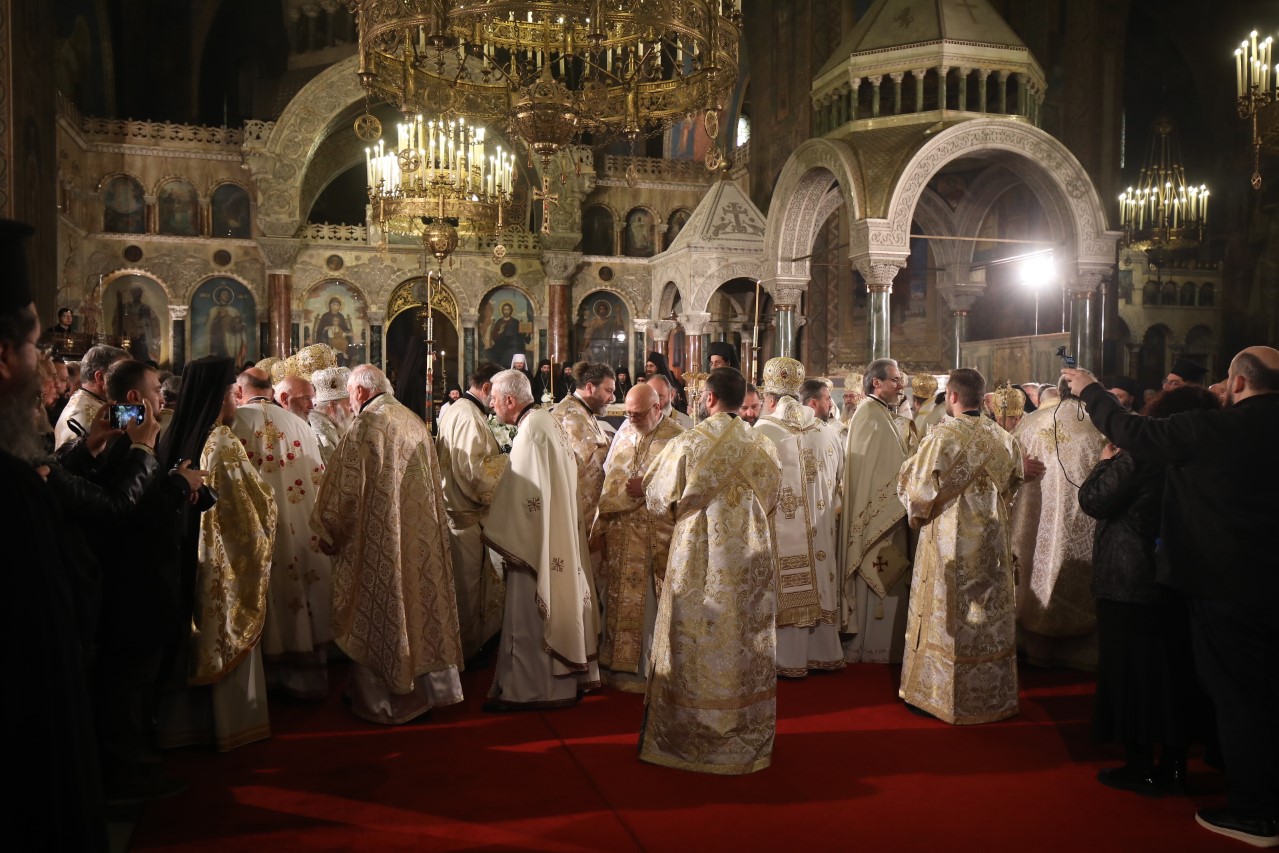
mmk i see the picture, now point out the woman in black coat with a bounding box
[1079,384,1219,796]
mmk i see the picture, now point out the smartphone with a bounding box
[1055,345,1077,368]
[109,404,146,430]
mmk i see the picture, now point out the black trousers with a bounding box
[1189,597,1279,820]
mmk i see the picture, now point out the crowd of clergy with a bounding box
[3,214,1277,849]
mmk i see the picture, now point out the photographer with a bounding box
[54,358,208,804]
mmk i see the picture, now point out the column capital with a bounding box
[541,251,582,282]
[460,312,480,327]
[168,304,189,322]
[678,311,713,337]
[1069,268,1108,295]
[259,238,301,274]
[855,257,906,291]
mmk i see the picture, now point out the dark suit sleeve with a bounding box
[1079,384,1200,464]
[1077,453,1140,520]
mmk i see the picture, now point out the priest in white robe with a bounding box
[840,358,915,663]
[483,369,600,710]
[754,363,844,677]
[641,368,782,775]
[436,361,509,661]
[1011,379,1108,669]
[53,344,126,449]
[550,361,615,537]
[311,366,464,724]
[898,368,1024,724]
[233,364,332,699]
[596,383,683,691]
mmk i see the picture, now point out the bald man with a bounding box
[647,374,692,429]
[1064,346,1279,847]
[234,367,274,406]
[275,376,314,420]
[595,383,684,691]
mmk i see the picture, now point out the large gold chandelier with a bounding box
[350,1,742,164]
[366,112,516,244]
[1118,117,1208,253]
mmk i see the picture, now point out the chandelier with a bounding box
[350,1,743,165]
[1234,29,1277,188]
[365,113,516,250]
[1117,117,1208,253]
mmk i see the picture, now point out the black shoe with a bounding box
[1096,764,1165,798]
[1194,808,1279,848]
[105,774,188,807]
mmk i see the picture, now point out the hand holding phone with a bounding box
[109,404,146,430]
[124,399,161,448]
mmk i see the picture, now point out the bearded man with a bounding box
[484,369,600,710]
[308,367,351,464]
[436,361,509,661]
[755,363,844,677]
[550,361,615,537]
[312,365,463,723]
[596,383,683,691]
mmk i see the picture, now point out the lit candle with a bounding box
[365,147,372,186]
[1237,48,1244,97]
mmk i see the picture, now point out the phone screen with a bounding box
[110,404,146,430]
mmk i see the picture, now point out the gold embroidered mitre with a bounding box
[761,357,805,397]
[256,356,281,375]
[992,382,1026,417]
[911,373,938,400]
[297,344,338,376]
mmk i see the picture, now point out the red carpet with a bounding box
[131,663,1238,851]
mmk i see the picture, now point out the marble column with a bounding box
[168,304,189,370]
[1069,269,1106,371]
[773,287,807,359]
[541,252,581,365]
[259,238,301,359]
[144,195,158,233]
[632,317,650,369]
[265,275,289,358]
[461,312,479,379]
[856,259,906,361]
[937,271,986,369]
[368,308,385,368]
[679,312,711,371]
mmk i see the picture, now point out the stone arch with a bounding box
[763,137,865,282]
[191,270,262,307]
[622,204,662,258]
[155,177,202,237]
[687,260,766,313]
[99,173,147,234]
[658,282,682,318]
[97,171,146,193]
[102,267,175,302]
[883,119,1117,269]
[245,55,367,236]
[1198,281,1215,306]
[389,275,461,328]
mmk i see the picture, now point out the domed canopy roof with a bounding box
[822,0,1029,72]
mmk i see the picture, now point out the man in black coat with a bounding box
[0,219,108,850]
[1064,347,1279,848]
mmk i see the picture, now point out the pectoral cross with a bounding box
[873,556,889,576]
[533,176,560,234]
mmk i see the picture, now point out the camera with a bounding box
[1055,346,1077,369]
[109,404,146,430]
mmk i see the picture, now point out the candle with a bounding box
[1237,48,1244,96]
[365,147,372,186]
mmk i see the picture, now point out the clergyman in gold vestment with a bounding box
[640,368,782,775]
[898,369,1024,725]
[840,358,915,664]
[1010,381,1107,670]
[435,361,509,660]
[549,361,615,536]
[311,366,464,725]
[597,383,683,691]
